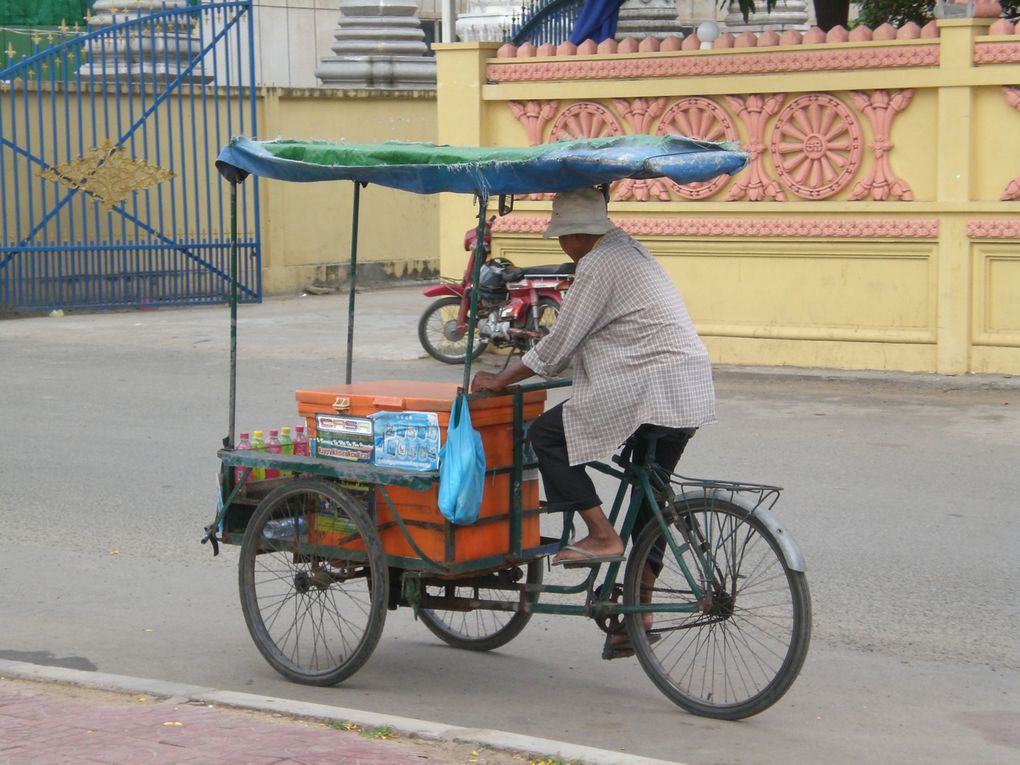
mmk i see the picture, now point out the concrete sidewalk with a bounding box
[0,660,683,765]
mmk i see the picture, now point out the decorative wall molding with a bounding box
[770,94,863,200]
[492,216,940,239]
[725,94,787,202]
[487,45,940,82]
[974,41,1020,65]
[967,220,1020,239]
[849,89,915,201]
[1000,87,1020,201]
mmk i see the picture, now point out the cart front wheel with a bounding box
[419,561,543,650]
[238,478,388,686]
[418,296,488,364]
[624,498,811,719]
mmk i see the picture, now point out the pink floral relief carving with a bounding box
[770,94,862,200]
[1000,87,1020,201]
[549,102,625,141]
[491,216,939,238]
[548,102,626,200]
[967,220,1020,239]
[725,94,786,201]
[656,97,740,200]
[508,100,560,145]
[848,90,914,201]
[613,97,668,134]
[612,97,672,201]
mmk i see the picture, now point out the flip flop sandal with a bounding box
[601,630,662,661]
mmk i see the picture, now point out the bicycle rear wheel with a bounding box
[624,497,811,719]
[419,562,543,650]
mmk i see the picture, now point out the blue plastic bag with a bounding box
[438,396,486,525]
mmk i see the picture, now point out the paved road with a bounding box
[1,286,1018,764]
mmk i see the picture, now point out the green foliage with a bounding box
[857,0,934,27]
[857,0,1019,28]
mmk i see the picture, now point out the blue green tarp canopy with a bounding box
[215,135,748,196]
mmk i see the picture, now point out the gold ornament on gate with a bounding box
[38,140,175,212]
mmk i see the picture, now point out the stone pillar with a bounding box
[316,0,436,90]
[724,0,810,31]
[455,0,519,43]
[81,1,206,82]
[615,0,687,40]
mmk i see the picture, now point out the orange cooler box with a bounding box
[295,380,547,564]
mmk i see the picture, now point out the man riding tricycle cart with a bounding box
[203,135,811,721]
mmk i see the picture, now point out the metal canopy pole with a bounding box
[461,195,489,392]
[345,182,362,385]
[226,181,239,449]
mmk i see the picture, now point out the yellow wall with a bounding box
[433,22,1020,375]
[255,89,438,294]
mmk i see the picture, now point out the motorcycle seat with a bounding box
[503,262,576,282]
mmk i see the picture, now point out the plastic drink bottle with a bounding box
[279,427,294,455]
[251,430,267,480]
[278,426,294,477]
[262,516,307,540]
[234,432,252,484]
[293,424,310,456]
[266,428,281,478]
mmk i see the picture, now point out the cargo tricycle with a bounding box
[203,136,811,720]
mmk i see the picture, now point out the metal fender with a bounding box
[751,505,806,573]
[423,285,462,298]
[677,493,803,571]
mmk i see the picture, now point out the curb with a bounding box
[0,659,685,765]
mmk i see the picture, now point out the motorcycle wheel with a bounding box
[523,296,560,349]
[418,296,489,364]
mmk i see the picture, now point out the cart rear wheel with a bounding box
[623,498,811,719]
[238,478,388,686]
[419,562,543,650]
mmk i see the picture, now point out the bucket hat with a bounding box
[543,187,615,238]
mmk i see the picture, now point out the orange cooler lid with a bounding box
[294,380,545,414]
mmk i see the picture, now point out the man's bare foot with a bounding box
[552,534,625,564]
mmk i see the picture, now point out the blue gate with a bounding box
[0,1,259,312]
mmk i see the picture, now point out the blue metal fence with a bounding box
[508,0,584,46]
[0,1,259,312]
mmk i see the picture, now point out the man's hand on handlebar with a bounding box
[470,358,536,395]
[470,371,504,394]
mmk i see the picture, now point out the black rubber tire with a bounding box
[623,498,811,719]
[238,478,388,686]
[418,561,543,651]
[418,296,488,364]
[523,296,560,349]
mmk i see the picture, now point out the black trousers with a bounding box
[527,402,695,548]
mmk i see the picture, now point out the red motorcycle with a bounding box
[418,219,575,364]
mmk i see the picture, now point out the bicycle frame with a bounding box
[409,379,741,625]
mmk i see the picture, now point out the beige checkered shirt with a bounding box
[522,227,716,466]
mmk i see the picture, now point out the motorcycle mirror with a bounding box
[498,194,514,216]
